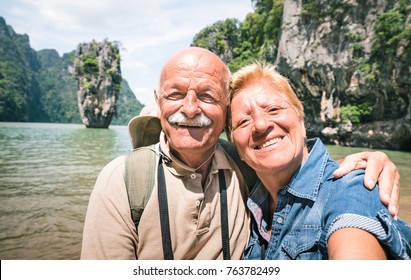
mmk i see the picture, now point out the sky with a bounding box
[1,0,255,105]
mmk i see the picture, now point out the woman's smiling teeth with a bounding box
[257,137,282,149]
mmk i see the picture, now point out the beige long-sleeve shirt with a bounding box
[80,134,250,259]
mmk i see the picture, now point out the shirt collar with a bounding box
[159,131,231,176]
[286,138,329,201]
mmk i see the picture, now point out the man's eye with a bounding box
[198,93,217,103]
[166,92,185,100]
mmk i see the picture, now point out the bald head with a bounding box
[159,47,230,96]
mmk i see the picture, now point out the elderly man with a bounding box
[81,47,400,260]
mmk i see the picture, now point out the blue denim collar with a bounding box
[286,138,330,201]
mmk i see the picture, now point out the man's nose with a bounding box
[181,91,201,118]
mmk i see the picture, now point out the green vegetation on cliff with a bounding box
[193,0,409,86]
[192,0,284,72]
[0,17,44,122]
[74,40,122,128]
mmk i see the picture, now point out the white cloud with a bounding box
[1,0,254,105]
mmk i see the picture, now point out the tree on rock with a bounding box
[74,39,122,128]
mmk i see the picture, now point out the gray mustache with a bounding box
[168,112,212,127]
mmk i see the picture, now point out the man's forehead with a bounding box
[162,66,223,88]
[170,56,222,73]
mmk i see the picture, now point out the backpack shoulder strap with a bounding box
[125,144,158,229]
[218,138,257,191]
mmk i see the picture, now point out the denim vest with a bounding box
[243,138,411,260]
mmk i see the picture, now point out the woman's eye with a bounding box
[237,119,250,128]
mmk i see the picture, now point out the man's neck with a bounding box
[172,148,214,169]
[170,147,215,185]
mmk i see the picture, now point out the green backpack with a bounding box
[125,115,257,229]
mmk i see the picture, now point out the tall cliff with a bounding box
[276,0,410,151]
[74,40,122,128]
[0,17,45,121]
[192,0,410,151]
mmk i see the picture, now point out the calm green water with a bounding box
[0,122,131,260]
[0,122,410,259]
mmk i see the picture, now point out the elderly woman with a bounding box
[226,62,411,260]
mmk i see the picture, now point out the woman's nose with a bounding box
[252,111,271,134]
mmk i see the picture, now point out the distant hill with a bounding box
[0,16,144,125]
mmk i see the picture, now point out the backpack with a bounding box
[124,138,257,229]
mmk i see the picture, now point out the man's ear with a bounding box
[154,89,161,118]
[154,88,159,104]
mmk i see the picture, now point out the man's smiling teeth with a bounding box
[257,137,282,149]
[176,122,203,127]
